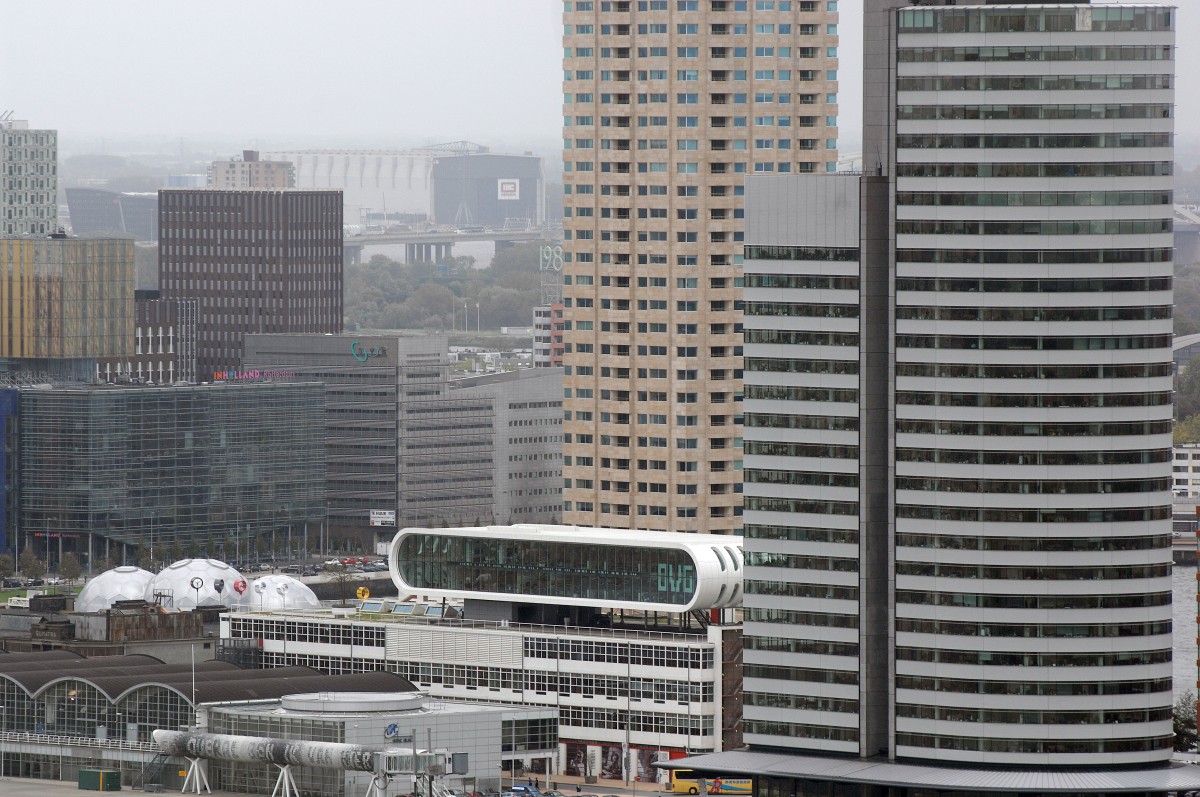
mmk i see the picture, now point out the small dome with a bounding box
[237,574,321,610]
[145,559,246,610]
[75,566,156,612]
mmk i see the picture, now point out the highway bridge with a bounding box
[343,227,561,264]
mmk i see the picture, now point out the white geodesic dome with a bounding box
[75,566,156,613]
[238,574,321,610]
[144,559,246,610]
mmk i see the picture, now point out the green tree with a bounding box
[59,552,83,585]
[1176,415,1200,445]
[136,545,155,571]
[328,564,353,607]
[19,548,46,580]
[0,554,14,582]
[1177,360,1200,421]
[169,539,185,563]
[1175,689,1198,752]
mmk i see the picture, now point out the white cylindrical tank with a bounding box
[152,729,376,771]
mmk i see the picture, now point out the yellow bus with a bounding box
[667,769,752,795]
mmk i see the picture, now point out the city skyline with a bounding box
[1,1,1195,163]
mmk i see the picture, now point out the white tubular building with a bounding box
[387,524,743,613]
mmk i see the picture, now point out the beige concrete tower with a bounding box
[561,0,841,532]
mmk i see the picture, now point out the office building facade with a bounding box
[157,189,343,379]
[0,237,134,361]
[452,368,565,524]
[1,119,57,237]
[12,381,325,568]
[560,0,841,534]
[242,334,495,546]
[687,3,1187,792]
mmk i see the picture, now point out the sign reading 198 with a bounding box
[657,562,696,598]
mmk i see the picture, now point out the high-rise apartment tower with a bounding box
[561,0,841,533]
[1,119,57,237]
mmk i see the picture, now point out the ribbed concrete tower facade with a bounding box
[740,0,1177,779]
[561,0,841,533]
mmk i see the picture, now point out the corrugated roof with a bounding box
[0,651,416,707]
[0,654,165,693]
[666,750,1200,793]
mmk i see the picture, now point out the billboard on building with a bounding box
[370,510,396,527]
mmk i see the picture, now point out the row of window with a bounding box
[899,73,1171,93]
[896,560,1170,580]
[896,446,1170,467]
[744,663,857,686]
[744,329,857,346]
[896,674,1172,697]
[897,304,1172,322]
[896,246,1172,264]
[895,532,1168,552]
[897,161,1172,179]
[745,577,858,599]
[744,385,858,404]
[897,132,1170,151]
[743,523,857,544]
[897,504,1169,524]
[898,218,1171,236]
[897,44,1171,63]
[745,637,858,656]
[745,607,858,628]
[745,273,856,289]
[744,413,857,432]
[894,361,1172,380]
[898,703,1171,726]
[897,6,1173,34]
[895,618,1171,639]
[744,692,857,713]
[745,551,857,571]
[895,390,1172,410]
[895,732,1172,755]
[898,103,1170,121]
[897,333,1172,351]
[895,591,1170,612]
[895,418,1172,438]
[897,189,1172,207]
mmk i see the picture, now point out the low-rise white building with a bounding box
[221,525,745,784]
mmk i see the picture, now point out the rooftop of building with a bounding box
[666,749,1200,794]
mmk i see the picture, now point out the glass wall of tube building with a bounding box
[12,381,325,568]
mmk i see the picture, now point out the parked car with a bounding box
[324,559,343,567]
[283,565,301,574]
[301,568,319,577]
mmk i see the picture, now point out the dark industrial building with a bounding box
[431,152,544,229]
[8,381,326,566]
[157,189,343,380]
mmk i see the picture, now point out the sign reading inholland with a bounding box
[350,341,388,363]
[213,369,297,381]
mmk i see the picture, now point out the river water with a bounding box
[1176,564,1197,700]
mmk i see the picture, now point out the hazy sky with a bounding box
[2,0,1195,157]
